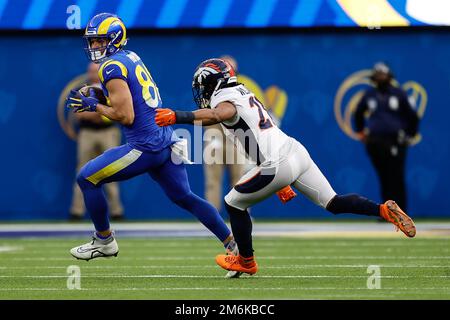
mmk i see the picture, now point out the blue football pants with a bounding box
[76,143,231,243]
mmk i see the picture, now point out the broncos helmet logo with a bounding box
[194,67,220,85]
[192,58,238,109]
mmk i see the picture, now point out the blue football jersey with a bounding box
[98,50,174,152]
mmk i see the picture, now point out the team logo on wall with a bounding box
[334,69,427,145]
[57,74,88,140]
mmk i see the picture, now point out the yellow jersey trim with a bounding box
[98,60,128,83]
[86,149,142,185]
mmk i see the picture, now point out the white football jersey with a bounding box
[210,84,291,166]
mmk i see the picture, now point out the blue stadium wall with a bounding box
[0,30,449,220]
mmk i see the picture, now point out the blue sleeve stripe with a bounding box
[156,0,189,28]
[245,0,278,27]
[201,0,233,28]
[23,0,53,29]
[117,0,143,27]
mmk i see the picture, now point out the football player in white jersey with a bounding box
[155,58,416,276]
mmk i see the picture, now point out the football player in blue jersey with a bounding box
[65,13,236,262]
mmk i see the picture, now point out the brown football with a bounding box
[79,85,108,105]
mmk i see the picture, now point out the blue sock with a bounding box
[77,175,110,232]
[174,192,231,242]
[95,232,112,240]
[327,194,380,216]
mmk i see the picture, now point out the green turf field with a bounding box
[1,235,449,300]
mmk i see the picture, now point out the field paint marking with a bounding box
[6,255,450,262]
[2,274,450,279]
[0,246,22,253]
[1,264,450,270]
[0,287,449,293]
[7,248,449,255]
[3,238,448,246]
[4,241,449,249]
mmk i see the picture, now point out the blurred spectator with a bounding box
[69,62,124,220]
[354,62,419,210]
[203,55,246,211]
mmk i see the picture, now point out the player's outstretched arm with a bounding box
[96,79,135,126]
[155,102,236,127]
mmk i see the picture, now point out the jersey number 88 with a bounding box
[135,64,161,108]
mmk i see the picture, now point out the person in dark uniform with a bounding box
[354,62,419,210]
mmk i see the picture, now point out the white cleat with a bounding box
[70,232,119,261]
[224,239,242,279]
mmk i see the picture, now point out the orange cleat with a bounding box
[276,185,297,204]
[215,254,258,275]
[380,200,416,238]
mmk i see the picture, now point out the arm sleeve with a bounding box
[354,93,368,132]
[98,60,128,85]
[399,90,419,136]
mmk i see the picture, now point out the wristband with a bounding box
[175,111,195,124]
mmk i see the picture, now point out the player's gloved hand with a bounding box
[66,89,99,113]
[155,108,176,126]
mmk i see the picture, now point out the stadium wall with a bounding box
[0,29,448,220]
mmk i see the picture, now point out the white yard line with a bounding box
[3,240,449,248]
[0,287,448,292]
[5,255,450,261]
[5,248,448,255]
[1,264,449,270]
[1,274,450,279]
[0,246,22,253]
[0,222,448,240]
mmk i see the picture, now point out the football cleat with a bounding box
[224,239,242,279]
[380,200,416,238]
[70,232,119,261]
[216,254,258,275]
